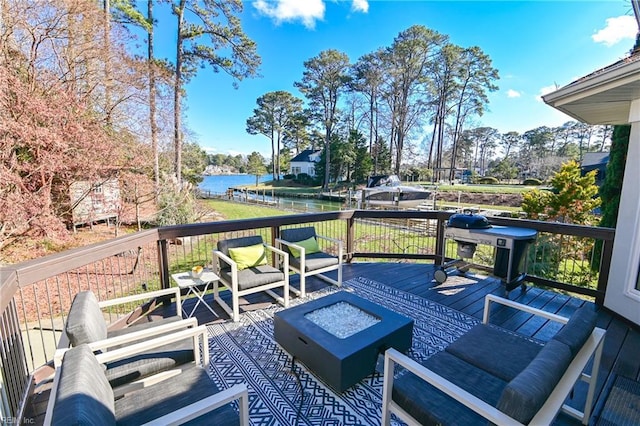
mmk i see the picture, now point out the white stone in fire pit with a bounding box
[305,301,381,339]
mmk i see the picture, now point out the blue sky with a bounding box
[153,1,637,157]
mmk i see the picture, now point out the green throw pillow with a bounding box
[289,236,321,258]
[228,243,267,270]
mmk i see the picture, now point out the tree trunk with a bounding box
[173,0,186,185]
[148,0,159,201]
[276,131,282,180]
[271,127,276,179]
[324,129,331,190]
[103,0,112,126]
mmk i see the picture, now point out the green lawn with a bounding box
[203,199,289,219]
[427,184,542,194]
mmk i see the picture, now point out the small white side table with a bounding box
[171,271,220,318]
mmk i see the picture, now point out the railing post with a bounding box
[596,238,614,306]
[346,215,355,263]
[434,216,446,265]
[271,225,280,265]
[158,239,170,290]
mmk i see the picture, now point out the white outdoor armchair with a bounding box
[277,226,342,298]
[214,235,289,322]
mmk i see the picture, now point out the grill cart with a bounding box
[434,212,538,294]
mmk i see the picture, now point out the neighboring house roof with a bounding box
[291,149,321,163]
[581,152,609,169]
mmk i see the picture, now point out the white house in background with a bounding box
[289,149,322,177]
[543,49,640,326]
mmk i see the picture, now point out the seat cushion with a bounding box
[104,338,195,388]
[66,291,108,346]
[496,339,573,424]
[392,351,508,426]
[51,344,115,426]
[114,365,240,426]
[289,252,339,272]
[552,305,597,357]
[220,265,285,291]
[106,315,184,342]
[445,324,543,382]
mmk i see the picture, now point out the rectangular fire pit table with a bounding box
[273,291,414,393]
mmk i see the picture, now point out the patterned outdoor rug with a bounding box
[597,375,640,426]
[206,276,479,425]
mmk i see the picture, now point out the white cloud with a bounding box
[536,84,558,102]
[253,0,325,29]
[506,89,521,98]
[352,0,369,13]
[592,15,637,47]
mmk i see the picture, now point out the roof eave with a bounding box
[542,57,640,125]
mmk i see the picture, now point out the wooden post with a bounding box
[271,226,279,265]
[434,216,447,266]
[346,216,355,263]
[158,239,170,290]
[596,238,614,306]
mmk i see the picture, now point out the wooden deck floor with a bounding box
[28,262,639,425]
[174,261,640,426]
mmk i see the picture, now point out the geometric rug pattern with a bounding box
[206,276,479,425]
[597,374,640,426]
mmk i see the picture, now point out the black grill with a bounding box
[447,212,491,229]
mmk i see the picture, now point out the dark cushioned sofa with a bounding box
[382,294,606,426]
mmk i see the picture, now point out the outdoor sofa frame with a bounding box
[44,325,249,425]
[56,287,189,350]
[382,294,606,426]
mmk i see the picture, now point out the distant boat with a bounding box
[356,175,432,208]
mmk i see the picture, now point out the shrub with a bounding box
[294,173,320,186]
[283,174,295,180]
[477,176,498,184]
[156,187,196,226]
[523,178,542,186]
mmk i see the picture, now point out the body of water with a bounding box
[198,174,343,212]
[199,174,272,195]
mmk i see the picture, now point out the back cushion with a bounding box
[552,305,597,357]
[445,324,543,382]
[66,291,108,346]
[287,236,321,258]
[51,344,115,426]
[228,243,268,270]
[281,227,316,243]
[496,339,572,424]
[217,235,264,257]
